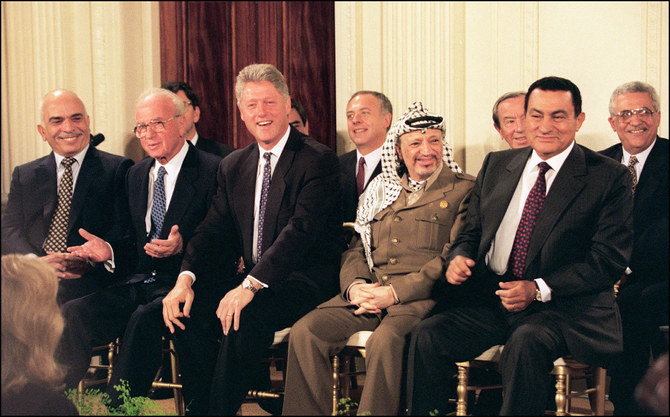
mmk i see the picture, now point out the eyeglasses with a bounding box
[133,116,179,138]
[614,107,655,122]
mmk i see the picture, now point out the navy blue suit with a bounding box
[2,145,133,303]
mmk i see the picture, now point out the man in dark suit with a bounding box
[340,90,392,222]
[1,89,133,304]
[406,76,633,415]
[161,81,235,157]
[161,63,342,415]
[600,81,669,415]
[56,88,223,406]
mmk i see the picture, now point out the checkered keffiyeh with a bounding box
[354,102,463,270]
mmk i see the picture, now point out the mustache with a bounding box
[55,131,84,139]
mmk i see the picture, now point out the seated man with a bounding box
[161,63,342,415]
[1,89,133,303]
[282,102,476,415]
[56,88,224,406]
[406,76,633,415]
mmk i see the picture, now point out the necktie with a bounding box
[257,152,272,260]
[627,155,638,196]
[149,166,167,241]
[356,157,366,196]
[43,157,76,253]
[509,162,551,280]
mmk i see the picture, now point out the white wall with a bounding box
[335,1,669,174]
[2,1,668,200]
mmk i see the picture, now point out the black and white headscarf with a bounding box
[354,102,463,270]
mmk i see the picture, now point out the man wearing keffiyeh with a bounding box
[282,102,476,415]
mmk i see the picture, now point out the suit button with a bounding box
[391,238,399,244]
[393,216,401,222]
[151,270,157,277]
[432,214,439,221]
[389,258,397,265]
[382,275,389,281]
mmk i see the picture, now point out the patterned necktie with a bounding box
[43,157,76,253]
[627,155,638,196]
[257,152,272,260]
[356,157,366,196]
[509,162,551,280]
[149,166,167,241]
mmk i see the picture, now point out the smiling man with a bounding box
[161,63,342,415]
[406,76,633,415]
[1,89,133,303]
[601,81,668,416]
[493,91,528,148]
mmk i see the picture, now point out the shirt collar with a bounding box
[357,145,383,168]
[54,144,90,167]
[257,126,290,159]
[153,140,190,178]
[528,140,575,172]
[622,136,656,167]
[190,131,199,146]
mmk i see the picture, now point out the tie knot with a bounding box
[157,166,167,179]
[263,152,272,162]
[358,156,366,167]
[62,157,75,168]
[538,161,551,175]
[628,155,638,167]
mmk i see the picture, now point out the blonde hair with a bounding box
[1,254,65,393]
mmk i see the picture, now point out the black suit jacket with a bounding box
[194,134,235,158]
[182,127,342,299]
[2,146,133,292]
[339,149,382,222]
[447,143,633,366]
[600,136,669,285]
[124,143,222,285]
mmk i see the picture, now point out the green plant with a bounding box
[65,379,168,415]
[428,409,441,416]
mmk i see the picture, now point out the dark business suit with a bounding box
[57,144,223,404]
[601,137,669,415]
[194,134,235,158]
[339,149,382,222]
[174,127,342,415]
[1,145,133,303]
[407,144,633,415]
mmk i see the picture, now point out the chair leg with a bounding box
[554,365,567,416]
[588,367,606,416]
[168,340,185,416]
[456,364,469,416]
[332,355,340,416]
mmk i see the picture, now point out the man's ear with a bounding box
[193,105,201,124]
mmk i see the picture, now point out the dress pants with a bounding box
[174,279,327,415]
[283,305,419,415]
[406,302,567,416]
[58,278,171,400]
[609,279,669,415]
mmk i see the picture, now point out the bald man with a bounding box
[2,89,134,303]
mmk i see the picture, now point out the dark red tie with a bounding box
[509,162,550,280]
[356,157,366,196]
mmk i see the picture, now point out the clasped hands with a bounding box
[348,282,396,315]
[446,255,536,313]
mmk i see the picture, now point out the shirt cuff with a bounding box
[534,278,552,302]
[181,271,196,285]
[388,284,400,304]
[247,275,268,289]
[103,242,115,273]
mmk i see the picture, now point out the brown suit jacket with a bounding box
[320,163,475,318]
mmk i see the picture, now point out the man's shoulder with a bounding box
[85,146,133,168]
[13,153,53,171]
[599,142,622,159]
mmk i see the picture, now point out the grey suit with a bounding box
[407,144,633,415]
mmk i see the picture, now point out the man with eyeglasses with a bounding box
[600,81,668,416]
[162,81,235,157]
[1,89,134,304]
[56,88,225,407]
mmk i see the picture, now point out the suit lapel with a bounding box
[129,158,152,240]
[526,144,587,267]
[67,147,98,234]
[39,154,58,223]
[635,138,665,204]
[161,146,198,238]
[234,146,259,259]
[260,133,297,251]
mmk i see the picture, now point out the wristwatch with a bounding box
[534,283,542,302]
[242,277,259,294]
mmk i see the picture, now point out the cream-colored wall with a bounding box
[1,1,160,200]
[2,1,668,200]
[335,1,669,175]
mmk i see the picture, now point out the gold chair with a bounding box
[331,330,372,415]
[246,326,292,401]
[150,337,185,415]
[454,346,607,416]
[77,338,120,394]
